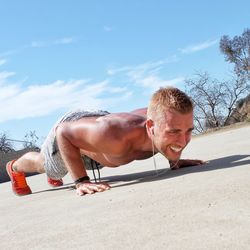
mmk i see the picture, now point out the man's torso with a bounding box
[76,111,153,167]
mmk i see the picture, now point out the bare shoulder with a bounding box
[97,113,146,152]
[98,112,146,138]
[57,111,146,135]
[57,112,146,153]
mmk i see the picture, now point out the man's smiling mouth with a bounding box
[169,145,182,152]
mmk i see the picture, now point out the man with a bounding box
[6,86,204,196]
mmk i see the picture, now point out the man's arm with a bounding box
[56,121,110,196]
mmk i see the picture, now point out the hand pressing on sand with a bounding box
[169,159,206,170]
[75,181,111,196]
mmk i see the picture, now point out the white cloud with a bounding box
[107,86,128,93]
[107,66,131,76]
[137,76,184,89]
[107,58,183,90]
[0,71,16,85]
[55,37,75,44]
[0,37,76,59]
[0,55,185,123]
[107,56,179,76]
[31,37,75,48]
[0,73,132,123]
[0,49,18,57]
[128,71,184,91]
[0,59,7,66]
[31,41,46,48]
[0,84,19,100]
[101,90,133,108]
[180,39,218,54]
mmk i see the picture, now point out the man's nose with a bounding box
[177,134,189,147]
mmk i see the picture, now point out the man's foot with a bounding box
[47,177,63,187]
[6,160,32,196]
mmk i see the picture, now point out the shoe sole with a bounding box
[47,179,64,187]
[48,183,64,187]
[6,160,32,196]
[6,160,15,183]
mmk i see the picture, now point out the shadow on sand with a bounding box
[32,154,250,194]
[102,154,250,188]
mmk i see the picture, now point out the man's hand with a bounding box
[169,159,206,170]
[75,181,111,196]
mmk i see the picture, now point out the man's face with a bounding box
[153,110,194,161]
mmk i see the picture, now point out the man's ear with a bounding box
[146,119,154,135]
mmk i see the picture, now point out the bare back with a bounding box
[56,109,153,167]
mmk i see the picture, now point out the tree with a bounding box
[0,132,14,153]
[23,130,39,149]
[220,29,250,78]
[185,72,250,133]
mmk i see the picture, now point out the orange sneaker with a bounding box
[6,160,32,196]
[47,177,63,187]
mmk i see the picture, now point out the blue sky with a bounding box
[0,0,249,146]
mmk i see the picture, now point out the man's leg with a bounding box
[12,152,45,173]
[6,152,45,196]
[9,151,63,191]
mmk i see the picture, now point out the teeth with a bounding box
[170,146,182,152]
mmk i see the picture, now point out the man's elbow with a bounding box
[56,124,69,142]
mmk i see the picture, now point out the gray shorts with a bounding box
[41,109,110,180]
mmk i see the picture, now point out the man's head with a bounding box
[147,86,193,122]
[146,87,194,161]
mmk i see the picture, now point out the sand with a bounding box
[1,124,250,250]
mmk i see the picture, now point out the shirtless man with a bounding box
[6,86,204,196]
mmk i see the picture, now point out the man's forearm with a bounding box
[56,127,88,180]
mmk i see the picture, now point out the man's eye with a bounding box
[168,131,178,134]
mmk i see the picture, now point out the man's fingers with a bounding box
[170,159,207,170]
[98,183,111,189]
[77,185,94,195]
[184,159,207,165]
[90,184,105,192]
[88,183,111,192]
[76,188,86,196]
[76,182,111,196]
[192,160,208,165]
[191,160,203,165]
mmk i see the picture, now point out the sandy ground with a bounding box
[1,125,250,250]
